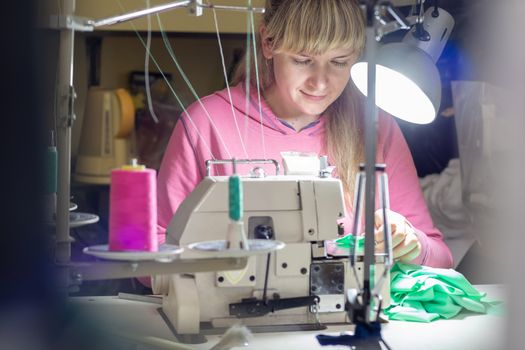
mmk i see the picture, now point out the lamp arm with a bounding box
[377,0,433,42]
[379,1,411,28]
[375,2,420,40]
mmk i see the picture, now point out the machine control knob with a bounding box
[254,225,274,240]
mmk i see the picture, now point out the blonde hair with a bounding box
[235,0,366,200]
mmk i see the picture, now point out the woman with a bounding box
[157,0,453,268]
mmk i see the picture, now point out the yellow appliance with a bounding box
[74,87,136,184]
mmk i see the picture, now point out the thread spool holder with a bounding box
[65,256,249,286]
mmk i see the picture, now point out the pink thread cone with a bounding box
[109,168,158,251]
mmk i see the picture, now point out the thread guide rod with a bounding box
[86,0,265,29]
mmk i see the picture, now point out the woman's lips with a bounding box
[301,91,327,101]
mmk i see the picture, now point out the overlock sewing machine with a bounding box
[152,157,390,335]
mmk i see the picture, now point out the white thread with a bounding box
[212,8,249,159]
[249,7,267,159]
[144,0,159,123]
[157,15,232,159]
[116,0,268,161]
[244,0,252,151]
[114,0,216,160]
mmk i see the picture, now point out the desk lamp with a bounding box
[317,1,454,348]
[351,2,455,124]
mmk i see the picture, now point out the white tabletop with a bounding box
[73,284,506,350]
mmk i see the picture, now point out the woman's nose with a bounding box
[307,66,329,91]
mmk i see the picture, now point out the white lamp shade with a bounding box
[351,43,442,124]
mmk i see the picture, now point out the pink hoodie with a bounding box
[157,84,453,268]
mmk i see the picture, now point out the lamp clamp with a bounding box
[374,2,421,41]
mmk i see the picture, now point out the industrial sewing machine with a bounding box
[152,158,390,335]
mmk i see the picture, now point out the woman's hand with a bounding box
[373,209,422,263]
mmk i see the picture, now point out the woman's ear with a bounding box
[260,25,274,59]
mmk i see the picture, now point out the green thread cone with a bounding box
[229,175,242,221]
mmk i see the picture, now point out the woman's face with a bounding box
[261,32,356,121]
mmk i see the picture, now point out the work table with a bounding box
[71,284,505,349]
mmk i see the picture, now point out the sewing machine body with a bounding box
[154,175,389,334]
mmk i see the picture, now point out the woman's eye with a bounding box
[332,61,349,68]
[293,59,311,65]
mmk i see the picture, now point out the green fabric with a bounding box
[384,262,501,322]
[334,234,365,253]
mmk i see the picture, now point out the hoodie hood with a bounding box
[214,83,325,136]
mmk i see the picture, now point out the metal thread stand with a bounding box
[51,0,265,288]
[349,164,393,325]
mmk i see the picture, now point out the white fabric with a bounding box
[420,159,470,239]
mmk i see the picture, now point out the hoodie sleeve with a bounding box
[156,114,205,246]
[379,114,453,268]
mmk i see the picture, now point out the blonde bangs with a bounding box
[266,0,365,56]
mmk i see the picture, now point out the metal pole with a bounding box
[87,0,191,28]
[362,5,379,323]
[85,0,267,29]
[200,3,265,13]
[56,0,75,266]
